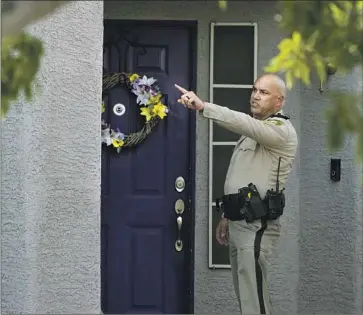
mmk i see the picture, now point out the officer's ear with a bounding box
[277,95,285,107]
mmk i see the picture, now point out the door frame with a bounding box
[101,19,198,313]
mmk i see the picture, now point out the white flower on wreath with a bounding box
[138,75,157,87]
[131,75,158,106]
[101,125,125,146]
[111,130,125,141]
[133,86,151,106]
[101,126,113,146]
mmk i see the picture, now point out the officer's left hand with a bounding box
[216,218,229,246]
[175,84,205,111]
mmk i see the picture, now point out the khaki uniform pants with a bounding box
[228,219,281,314]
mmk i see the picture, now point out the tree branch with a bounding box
[1,1,73,38]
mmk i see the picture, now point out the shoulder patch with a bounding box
[265,119,285,126]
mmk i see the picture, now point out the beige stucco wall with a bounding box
[1,1,104,313]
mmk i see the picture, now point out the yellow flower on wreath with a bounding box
[112,138,124,148]
[140,107,152,121]
[148,94,162,105]
[140,102,168,121]
[129,73,140,82]
[152,102,168,119]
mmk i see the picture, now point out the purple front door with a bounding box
[101,21,195,314]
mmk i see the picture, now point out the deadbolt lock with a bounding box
[175,199,185,214]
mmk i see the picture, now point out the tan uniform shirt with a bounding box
[202,102,298,199]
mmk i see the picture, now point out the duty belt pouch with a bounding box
[264,156,286,220]
[244,197,267,222]
[240,184,267,222]
[222,194,244,221]
[265,191,285,220]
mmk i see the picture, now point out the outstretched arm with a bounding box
[174,84,291,148]
[202,102,290,148]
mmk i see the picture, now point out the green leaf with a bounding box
[312,54,327,83]
[327,91,362,132]
[1,98,10,118]
[305,30,319,50]
[1,31,44,119]
[218,0,227,11]
[264,0,363,166]
[323,91,363,164]
[285,71,294,89]
[329,2,350,27]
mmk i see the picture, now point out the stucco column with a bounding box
[1,2,104,313]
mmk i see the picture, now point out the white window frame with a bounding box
[208,22,258,269]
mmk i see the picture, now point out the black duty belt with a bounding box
[216,183,285,222]
[217,157,286,222]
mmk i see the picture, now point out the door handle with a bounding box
[175,216,183,252]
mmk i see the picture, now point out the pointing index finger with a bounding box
[174,84,189,94]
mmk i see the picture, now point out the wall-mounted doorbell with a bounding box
[330,158,341,182]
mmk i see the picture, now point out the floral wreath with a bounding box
[101,72,168,152]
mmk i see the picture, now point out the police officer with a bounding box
[175,73,298,315]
